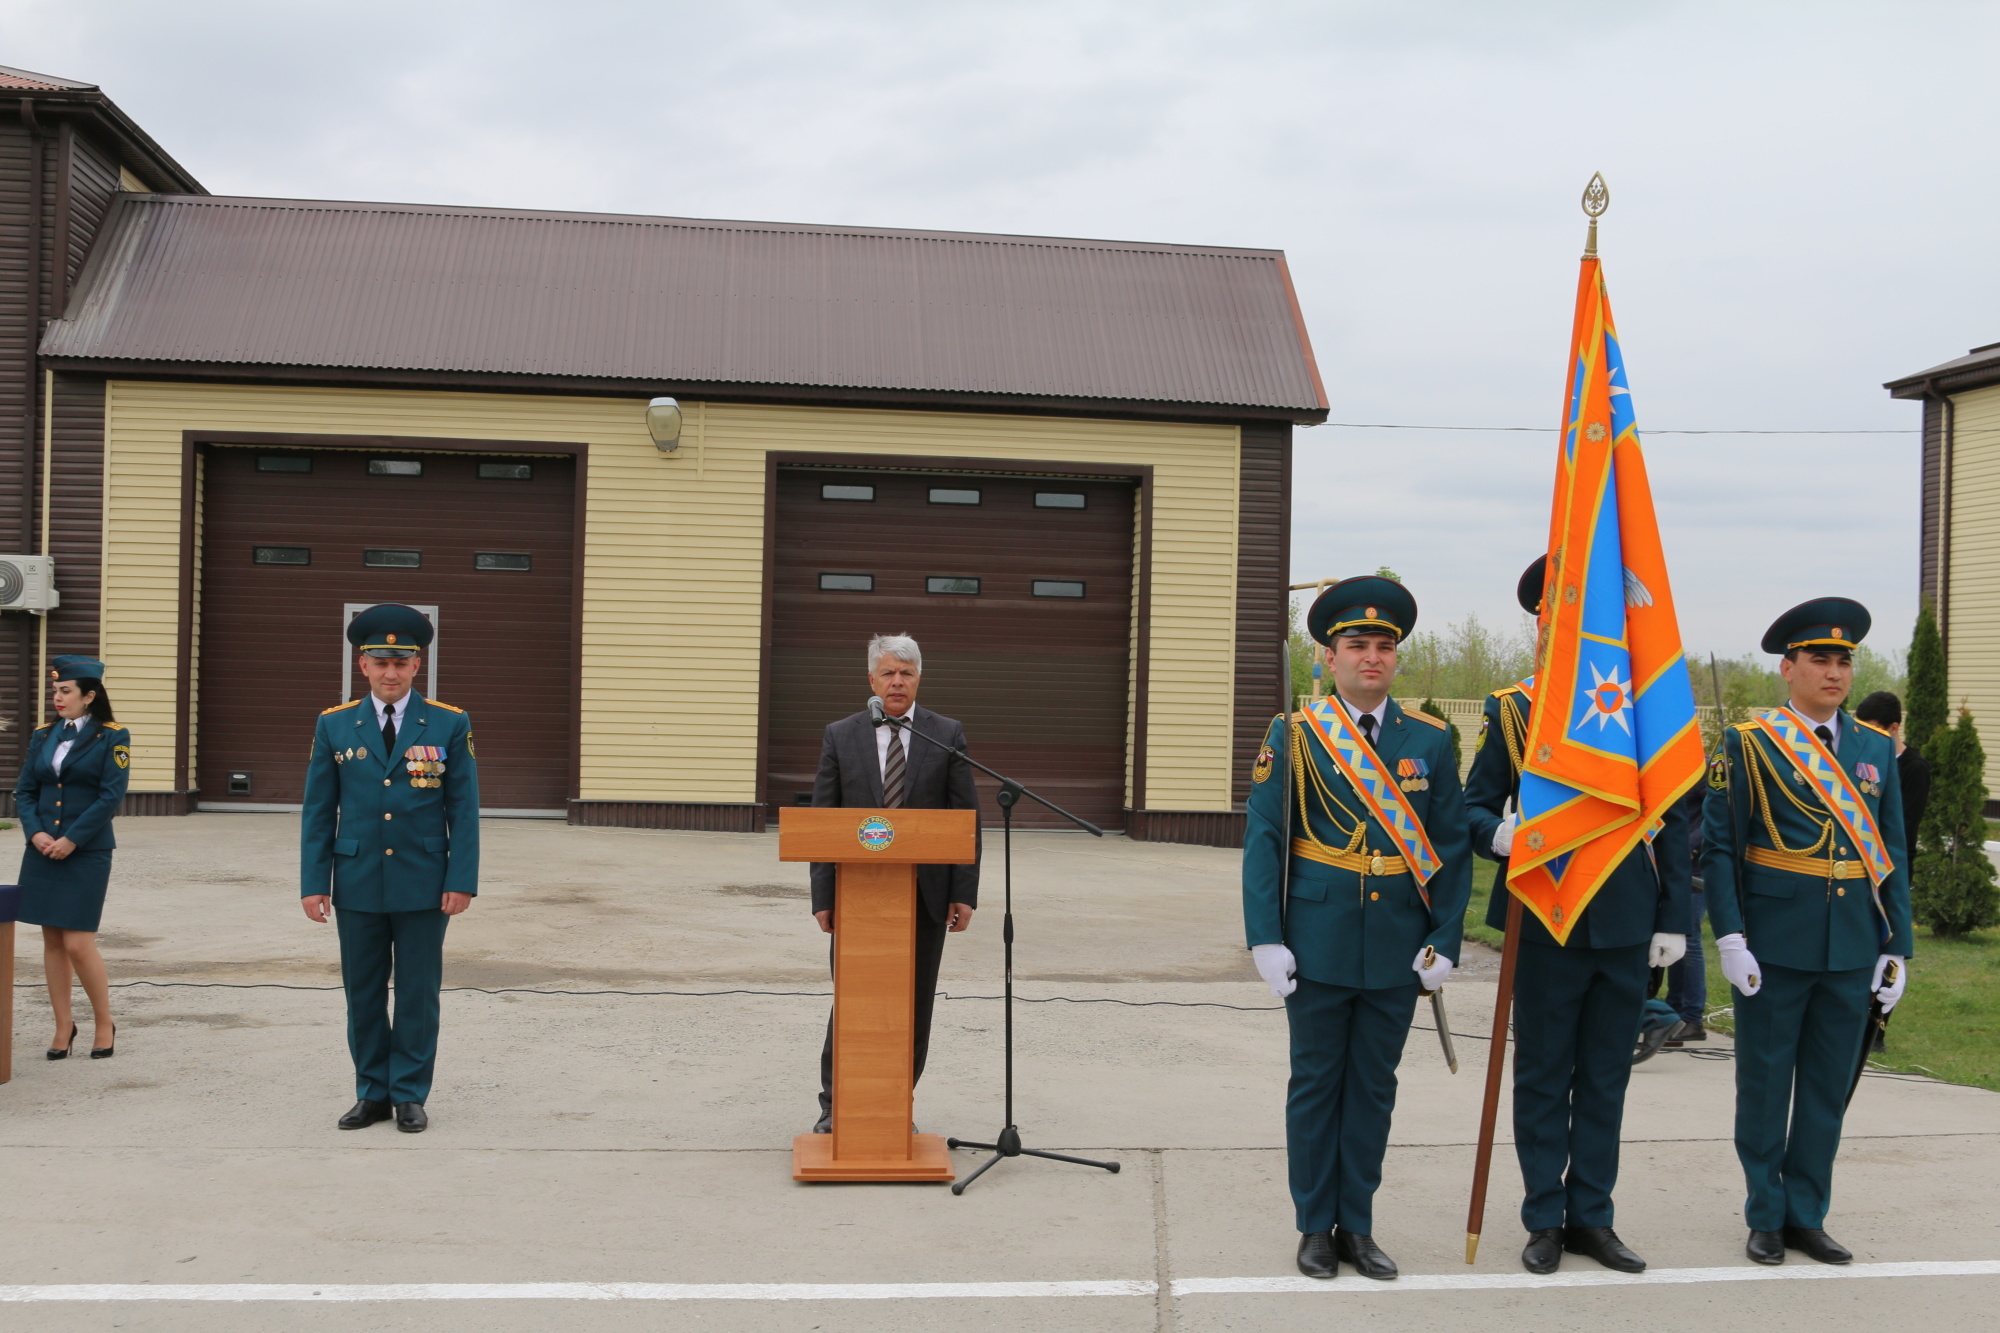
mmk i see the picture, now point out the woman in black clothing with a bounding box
[14,655,132,1059]
[1854,691,1931,867]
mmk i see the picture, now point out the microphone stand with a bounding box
[872,709,1121,1194]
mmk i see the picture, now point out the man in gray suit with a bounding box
[811,632,980,1132]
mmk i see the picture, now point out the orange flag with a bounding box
[1505,251,1704,942]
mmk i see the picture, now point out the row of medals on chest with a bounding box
[332,745,447,787]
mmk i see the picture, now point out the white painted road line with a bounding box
[3,1262,1996,1302]
[0,1280,1157,1303]
[1174,1259,2000,1295]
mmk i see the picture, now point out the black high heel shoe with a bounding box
[47,1023,77,1060]
[90,1024,115,1060]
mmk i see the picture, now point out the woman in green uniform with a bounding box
[14,655,131,1059]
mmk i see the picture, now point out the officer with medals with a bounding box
[1463,557,1692,1275]
[1242,576,1472,1280]
[300,604,480,1134]
[1703,599,1912,1265]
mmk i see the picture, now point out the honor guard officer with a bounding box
[1463,557,1692,1276]
[301,604,480,1134]
[1242,576,1472,1281]
[1703,599,1912,1266]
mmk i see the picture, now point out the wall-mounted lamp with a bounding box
[646,397,684,452]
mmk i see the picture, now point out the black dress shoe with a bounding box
[1522,1227,1564,1274]
[395,1103,428,1133]
[1783,1226,1852,1265]
[338,1099,392,1130]
[1563,1225,1645,1273]
[1334,1229,1397,1280]
[47,1023,77,1060]
[1746,1229,1785,1265]
[813,1112,832,1134]
[1295,1231,1337,1279]
[89,1024,116,1059]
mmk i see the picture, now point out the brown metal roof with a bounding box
[1885,342,2000,398]
[43,194,1326,417]
[0,63,96,92]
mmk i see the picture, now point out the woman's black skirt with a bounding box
[16,844,113,932]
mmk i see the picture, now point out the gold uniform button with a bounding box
[1837,887,1846,896]
[384,813,393,820]
[1369,891,1380,901]
[383,779,392,786]
[385,848,395,856]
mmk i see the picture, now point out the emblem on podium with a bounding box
[856,815,896,852]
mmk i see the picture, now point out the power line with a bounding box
[1315,422,1914,435]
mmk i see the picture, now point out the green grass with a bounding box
[1470,863,2000,1091]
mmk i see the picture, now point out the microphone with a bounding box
[867,695,888,726]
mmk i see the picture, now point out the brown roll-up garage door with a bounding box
[766,467,1135,830]
[195,446,576,811]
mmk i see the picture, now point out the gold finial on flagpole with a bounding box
[1581,172,1609,257]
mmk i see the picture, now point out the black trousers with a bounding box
[818,907,950,1118]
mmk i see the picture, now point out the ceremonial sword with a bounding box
[1420,945,1459,1074]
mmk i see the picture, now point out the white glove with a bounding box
[1252,943,1298,998]
[1716,932,1761,996]
[1648,933,1687,969]
[1414,947,1454,991]
[1491,813,1518,858]
[1872,955,1907,1013]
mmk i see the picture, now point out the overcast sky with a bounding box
[9,1,1993,658]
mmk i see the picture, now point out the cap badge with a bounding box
[386,633,398,645]
[1831,626,1844,640]
[1365,606,1377,619]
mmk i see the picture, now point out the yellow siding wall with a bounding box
[102,382,1244,810]
[1950,382,2000,791]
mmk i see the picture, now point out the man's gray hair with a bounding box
[867,633,922,674]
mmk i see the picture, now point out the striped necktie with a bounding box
[883,723,907,808]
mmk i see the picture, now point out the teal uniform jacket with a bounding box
[1462,685,1692,1233]
[1702,707,1912,1232]
[1242,700,1472,986]
[1464,687,1693,947]
[1702,711,1913,970]
[16,717,130,852]
[1242,697,1470,1235]
[301,696,480,910]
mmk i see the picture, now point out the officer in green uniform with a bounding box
[1463,556,1692,1275]
[301,604,480,1134]
[1242,576,1472,1281]
[1703,599,1912,1265]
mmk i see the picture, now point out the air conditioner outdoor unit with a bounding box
[0,555,59,612]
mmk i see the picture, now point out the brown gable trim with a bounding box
[44,361,1331,426]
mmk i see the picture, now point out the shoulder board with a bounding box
[33,722,51,732]
[424,698,465,714]
[1406,709,1449,730]
[1493,684,1523,700]
[1287,709,1308,722]
[1854,718,1893,740]
[321,700,362,715]
[101,722,126,732]
[1730,720,1761,734]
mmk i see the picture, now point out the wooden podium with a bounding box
[781,807,976,1182]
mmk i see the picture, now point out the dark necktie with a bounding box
[1358,712,1377,745]
[55,721,76,768]
[382,703,397,757]
[883,723,906,808]
[1815,724,1833,749]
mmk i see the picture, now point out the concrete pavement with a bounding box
[3,814,1996,1331]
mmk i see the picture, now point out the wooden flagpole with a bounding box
[1465,891,1522,1263]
